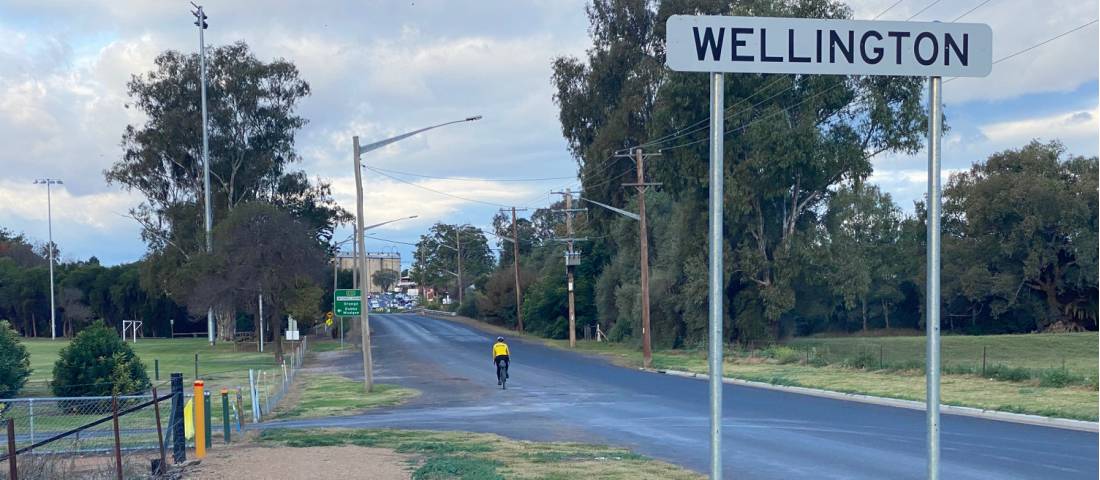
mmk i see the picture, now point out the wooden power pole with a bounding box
[622,148,662,369]
[352,136,374,392]
[501,206,528,333]
[551,189,587,348]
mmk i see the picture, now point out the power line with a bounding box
[366,166,514,208]
[906,0,942,21]
[617,1,918,154]
[657,17,1099,151]
[951,0,993,22]
[991,19,1098,66]
[873,0,906,20]
[366,165,576,183]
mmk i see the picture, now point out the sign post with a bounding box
[665,15,991,480]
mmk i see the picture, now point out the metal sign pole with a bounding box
[708,71,725,480]
[925,75,943,480]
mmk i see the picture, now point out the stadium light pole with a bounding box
[190,2,215,346]
[353,116,480,392]
[33,178,62,339]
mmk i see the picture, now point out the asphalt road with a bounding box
[270,313,1098,479]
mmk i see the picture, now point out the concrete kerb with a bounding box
[650,368,1099,433]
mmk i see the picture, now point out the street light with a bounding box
[352,116,480,392]
[33,178,62,339]
[581,196,652,368]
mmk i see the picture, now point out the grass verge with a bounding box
[276,373,418,419]
[425,313,1099,421]
[259,428,703,479]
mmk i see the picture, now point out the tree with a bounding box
[107,41,346,341]
[823,183,904,331]
[372,269,400,293]
[553,0,928,344]
[107,41,312,249]
[0,320,30,398]
[941,141,1098,331]
[412,224,494,298]
[52,320,150,397]
[182,202,327,361]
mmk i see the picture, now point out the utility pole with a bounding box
[191,3,214,346]
[620,148,662,369]
[551,189,587,347]
[33,178,62,339]
[500,207,528,333]
[353,136,374,392]
[456,228,463,305]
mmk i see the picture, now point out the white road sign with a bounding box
[666,15,992,77]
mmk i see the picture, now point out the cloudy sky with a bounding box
[0,0,1096,267]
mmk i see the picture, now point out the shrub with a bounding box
[984,364,1031,383]
[52,321,150,397]
[0,320,31,398]
[457,295,479,319]
[842,351,878,370]
[762,345,801,365]
[1038,369,1082,388]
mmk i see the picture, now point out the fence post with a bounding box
[194,354,199,380]
[152,386,167,475]
[111,395,123,480]
[193,380,205,459]
[28,399,33,446]
[248,370,258,423]
[221,389,230,443]
[170,373,185,463]
[981,346,987,377]
[155,359,160,381]
[203,392,212,450]
[6,418,17,480]
[880,345,885,370]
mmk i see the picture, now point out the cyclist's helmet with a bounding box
[496,336,504,342]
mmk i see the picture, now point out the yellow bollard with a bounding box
[194,380,206,459]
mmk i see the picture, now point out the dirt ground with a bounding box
[182,445,413,480]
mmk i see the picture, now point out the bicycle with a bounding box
[496,359,509,390]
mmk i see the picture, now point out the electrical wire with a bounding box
[872,0,906,20]
[366,166,514,208]
[951,0,993,22]
[616,0,920,154]
[365,165,576,183]
[906,0,942,21]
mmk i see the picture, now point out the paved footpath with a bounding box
[265,313,1099,479]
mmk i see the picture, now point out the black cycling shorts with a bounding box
[495,355,510,367]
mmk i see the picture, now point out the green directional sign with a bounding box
[334,289,362,316]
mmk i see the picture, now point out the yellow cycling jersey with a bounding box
[492,342,510,358]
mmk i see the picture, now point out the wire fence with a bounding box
[0,337,309,479]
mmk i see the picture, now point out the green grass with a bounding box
[259,428,703,479]
[14,337,293,440]
[21,338,281,393]
[787,332,1098,379]
[276,374,418,419]
[309,339,351,353]
[548,335,1100,421]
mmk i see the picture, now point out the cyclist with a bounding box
[492,336,510,385]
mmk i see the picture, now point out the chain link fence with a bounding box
[0,337,309,479]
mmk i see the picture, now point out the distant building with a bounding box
[335,252,401,293]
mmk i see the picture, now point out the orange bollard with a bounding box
[194,380,206,459]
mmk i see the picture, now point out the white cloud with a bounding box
[980,108,1099,145]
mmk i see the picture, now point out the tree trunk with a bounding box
[270,305,284,363]
[861,298,868,332]
[31,312,37,337]
[216,307,236,342]
[882,300,890,330]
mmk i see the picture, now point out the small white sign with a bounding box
[666,15,992,77]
